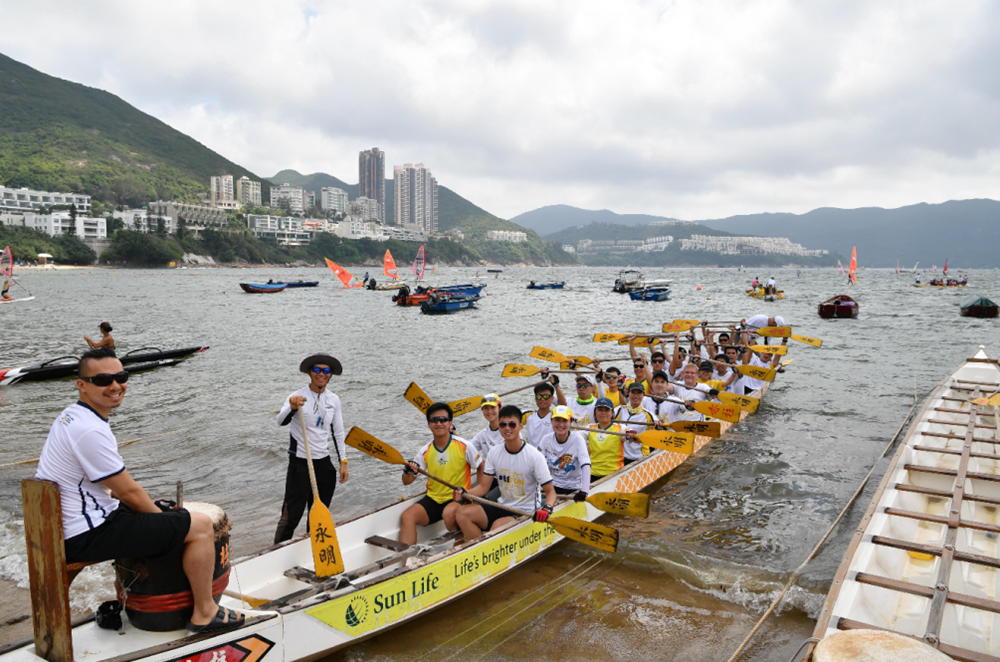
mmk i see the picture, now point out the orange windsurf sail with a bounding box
[384,250,399,280]
[325,258,363,288]
[849,246,857,284]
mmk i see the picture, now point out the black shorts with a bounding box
[553,485,577,496]
[64,507,191,564]
[481,502,519,530]
[416,495,450,525]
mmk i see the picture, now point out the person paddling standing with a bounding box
[84,321,115,351]
[274,354,349,544]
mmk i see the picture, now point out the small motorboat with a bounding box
[240,283,287,293]
[613,269,644,293]
[960,294,999,318]
[0,346,210,386]
[420,293,481,314]
[282,281,319,288]
[818,294,859,319]
[629,286,670,302]
[526,281,566,290]
[393,284,486,306]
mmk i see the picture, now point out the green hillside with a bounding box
[0,52,263,207]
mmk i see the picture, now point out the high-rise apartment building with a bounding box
[349,196,382,221]
[210,175,234,206]
[269,183,306,215]
[359,148,385,222]
[393,163,438,234]
[236,176,262,207]
[321,187,349,214]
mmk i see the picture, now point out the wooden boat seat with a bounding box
[364,535,411,552]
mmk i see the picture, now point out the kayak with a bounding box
[240,283,287,293]
[0,346,209,386]
[280,281,319,288]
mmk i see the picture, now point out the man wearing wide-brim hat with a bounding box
[273,354,349,544]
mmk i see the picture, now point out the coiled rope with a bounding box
[725,386,923,662]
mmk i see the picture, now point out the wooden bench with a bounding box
[22,478,98,662]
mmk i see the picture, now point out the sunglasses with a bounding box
[651,358,665,363]
[535,394,552,400]
[80,371,129,386]
[633,364,644,369]
[428,416,451,424]
[576,383,591,388]
[497,421,519,429]
[311,366,333,375]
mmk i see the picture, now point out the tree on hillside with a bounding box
[156,215,166,236]
[176,214,186,240]
[66,204,77,235]
[274,197,292,215]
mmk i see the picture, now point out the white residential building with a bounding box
[269,183,306,215]
[246,214,311,246]
[112,209,174,234]
[562,245,576,253]
[147,201,230,238]
[393,163,438,233]
[23,212,106,239]
[210,175,234,206]
[349,196,381,221]
[336,219,387,241]
[486,230,527,243]
[679,235,826,256]
[321,187,349,214]
[236,177,262,207]
[0,186,91,214]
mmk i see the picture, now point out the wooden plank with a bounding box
[837,618,1000,662]
[895,483,1000,507]
[100,615,277,662]
[364,535,411,552]
[904,464,1000,484]
[928,418,997,430]
[21,478,72,662]
[913,444,1000,460]
[923,431,999,444]
[954,380,1000,387]
[884,507,1000,534]
[872,535,1000,570]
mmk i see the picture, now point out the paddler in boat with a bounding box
[586,398,629,481]
[1,279,12,301]
[568,372,598,426]
[614,382,656,463]
[537,406,592,500]
[592,360,624,407]
[399,402,484,547]
[696,360,737,397]
[273,354,349,544]
[625,335,654,393]
[739,337,786,395]
[84,321,115,351]
[470,394,504,501]
[454,405,557,540]
[521,373,566,449]
[766,276,776,295]
[34,346,244,632]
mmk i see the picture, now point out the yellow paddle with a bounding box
[299,409,344,577]
[570,424,695,455]
[754,326,822,347]
[661,322,696,333]
[404,381,548,417]
[344,427,619,552]
[618,418,722,437]
[581,492,650,518]
[501,364,579,378]
[673,319,700,325]
[789,334,821,347]
[667,379,760,412]
[530,346,596,370]
[705,358,777,383]
[781,359,794,367]
[748,344,788,356]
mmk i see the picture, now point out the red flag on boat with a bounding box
[325,258,363,288]
[383,250,399,280]
[849,246,857,285]
[411,244,425,281]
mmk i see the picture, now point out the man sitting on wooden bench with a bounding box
[35,346,244,633]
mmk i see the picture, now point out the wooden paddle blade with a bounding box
[661,322,694,333]
[547,516,618,553]
[749,344,788,356]
[756,326,791,338]
[619,335,657,346]
[734,364,777,382]
[586,492,650,518]
[989,394,1000,407]
[594,333,626,342]
[669,420,722,437]
[560,360,596,370]
[791,334,822,348]
[309,502,344,576]
[673,319,700,326]
[501,363,541,377]
[404,382,434,414]
[448,396,484,417]
[716,391,760,413]
[567,355,593,365]
[973,397,990,406]
[781,359,794,367]
[345,426,409,465]
[693,400,741,423]
[637,430,694,455]
[530,346,566,364]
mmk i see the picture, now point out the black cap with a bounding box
[651,370,669,381]
[699,360,713,371]
[627,382,646,393]
[300,354,343,375]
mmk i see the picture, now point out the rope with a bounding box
[724,387,923,662]
[0,430,180,468]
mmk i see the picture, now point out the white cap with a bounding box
[575,373,595,385]
[774,316,785,326]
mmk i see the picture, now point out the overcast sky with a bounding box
[5,0,1000,220]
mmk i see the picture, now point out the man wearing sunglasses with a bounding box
[36,347,244,632]
[274,354,349,544]
[591,361,623,408]
[455,405,556,541]
[400,403,483,546]
[568,373,598,427]
[521,376,566,449]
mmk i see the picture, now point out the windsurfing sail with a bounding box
[325,258,363,288]
[896,259,899,275]
[411,244,426,281]
[943,259,949,276]
[837,260,845,274]
[912,262,919,273]
[383,250,399,280]
[849,246,858,285]
[1,246,11,279]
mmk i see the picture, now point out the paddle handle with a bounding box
[412,466,530,519]
[499,380,550,398]
[569,424,629,438]
[299,408,322,501]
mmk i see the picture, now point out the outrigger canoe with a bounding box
[0,346,209,386]
[1,375,776,662]
[240,283,287,293]
[809,347,1000,661]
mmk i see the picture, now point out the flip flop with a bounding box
[186,605,245,633]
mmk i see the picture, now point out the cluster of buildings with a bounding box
[680,235,826,256]
[486,230,527,243]
[570,236,674,254]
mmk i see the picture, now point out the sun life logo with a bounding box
[345,595,369,627]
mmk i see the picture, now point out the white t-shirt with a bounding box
[522,410,553,448]
[568,399,596,427]
[741,355,772,393]
[667,384,711,422]
[471,425,504,457]
[745,315,770,332]
[277,386,346,461]
[36,402,124,539]
[614,405,655,460]
[641,395,673,422]
[537,431,591,490]
[484,442,553,515]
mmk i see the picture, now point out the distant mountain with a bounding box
[510,204,682,236]
[699,199,1000,267]
[0,51,264,207]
